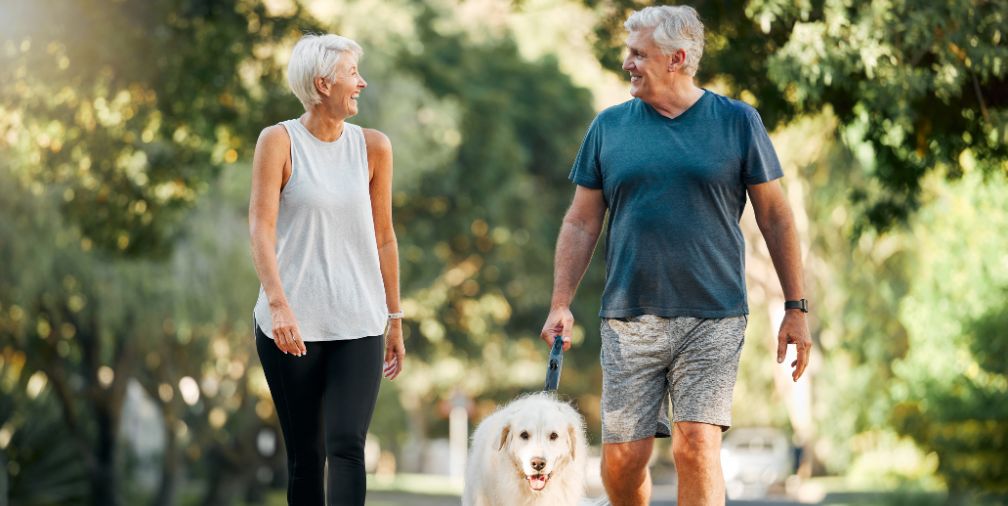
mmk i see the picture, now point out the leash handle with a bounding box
[544,335,564,391]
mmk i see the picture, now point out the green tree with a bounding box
[0,133,287,506]
[890,172,1008,500]
[0,184,90,505]
[0,156,132,506]
[0,355,89,505]
[123,168,280,506]
[0,0,314,256]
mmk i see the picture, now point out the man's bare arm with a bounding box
[749,180,811,381]
[541,186,607,349]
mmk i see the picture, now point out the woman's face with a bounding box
[322,54,367,118]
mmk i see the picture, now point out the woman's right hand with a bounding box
[270,303,307,356]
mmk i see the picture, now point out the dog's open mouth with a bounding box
[527,473,550,491]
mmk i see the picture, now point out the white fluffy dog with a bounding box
[463,392,588,506]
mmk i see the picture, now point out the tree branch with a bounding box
[972,73,990,123]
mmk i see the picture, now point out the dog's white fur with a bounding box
[463,392,588,506]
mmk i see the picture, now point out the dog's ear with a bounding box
[567,424,577,460]
[498,424,511,452]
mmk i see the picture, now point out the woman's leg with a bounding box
[257,325,327,506]
[322,335,384,506]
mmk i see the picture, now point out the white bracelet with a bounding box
[388,311,404,320]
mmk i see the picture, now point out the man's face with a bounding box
[622,28,674,101]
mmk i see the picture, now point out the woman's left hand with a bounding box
[383,321,405,380]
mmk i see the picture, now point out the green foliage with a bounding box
[889,172,1008,495]
[787,129,1008,493]
[0,128,285,505]
[0,351,89,506]
[0,0,313,256]
[893,383,1008,495]
[968,296,1008,378]
[127,168,280,506]
[581,0,1008,232]
[763,114,1006,496]
[0,158,100,505]
[892,299,1008,495]
[750,114,913,473]
[769,0,1008,234]
[382,3,601,431]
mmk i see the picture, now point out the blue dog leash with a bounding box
[543,335,564,392]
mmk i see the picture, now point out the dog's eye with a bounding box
[549,432,559,441]
[520,431,529,440]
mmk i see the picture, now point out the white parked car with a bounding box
[720,427,793,499]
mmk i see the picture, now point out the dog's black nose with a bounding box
[531,457,546,472]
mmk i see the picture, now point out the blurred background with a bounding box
[0,0,1005,504]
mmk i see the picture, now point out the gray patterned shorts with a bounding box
[600,314,747,443]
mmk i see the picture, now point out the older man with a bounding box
[540,5,811,505]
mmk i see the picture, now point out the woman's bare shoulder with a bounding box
[362,128,392,155]
[258,123,291,149]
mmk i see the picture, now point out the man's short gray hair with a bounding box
[625,5,705,76]
[287,34,363,111]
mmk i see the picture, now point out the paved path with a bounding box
[366,491,461,506]
[366,490,799,505]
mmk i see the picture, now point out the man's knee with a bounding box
[671,422,722,468]
[602,439,653,480]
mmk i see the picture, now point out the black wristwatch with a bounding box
[785,299,809,313]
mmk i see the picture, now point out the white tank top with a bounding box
[253,119,387,341]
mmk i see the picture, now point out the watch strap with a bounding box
[784,299,808,313]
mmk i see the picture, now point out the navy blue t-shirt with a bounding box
[569,90,783,318]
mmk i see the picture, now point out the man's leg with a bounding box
[672,421,724,506]
[667,315,746,506]
[599,316,674,506]
[601,438,654,506]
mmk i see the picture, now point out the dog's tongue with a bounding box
[528,474,547,491]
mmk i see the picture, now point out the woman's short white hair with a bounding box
[287,34,363,111]
[625,5,705,76]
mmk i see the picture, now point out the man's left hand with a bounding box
[776,310,811,381]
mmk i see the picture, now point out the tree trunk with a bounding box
[90,404,119,506]
[398,392,430,473]
[89,355,129,506]
[152,412,178,506]
[946,488,969,506]
[0,450,9,506]
[200,449,252,506]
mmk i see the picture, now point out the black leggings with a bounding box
[256,325,383,506]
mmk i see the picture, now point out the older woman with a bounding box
[249,34,404,505]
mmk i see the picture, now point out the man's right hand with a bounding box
[540,306,575,351]
[271,303,307,356]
